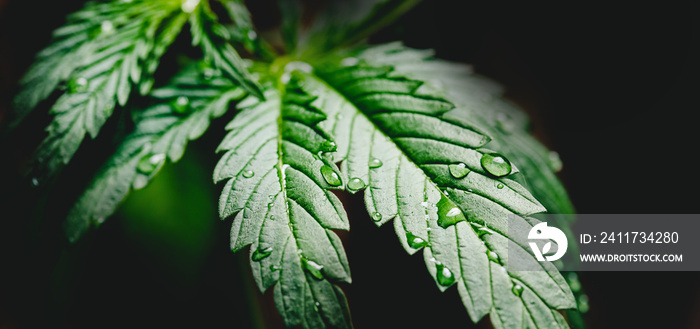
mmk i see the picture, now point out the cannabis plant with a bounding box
[6,0,586,328]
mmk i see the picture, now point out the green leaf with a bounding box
[190,2,265,99]
[291,43,577,328]
[214,77,352,329]
[25,0,187,180]
[65,63,244,243]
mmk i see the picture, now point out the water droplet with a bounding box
[320,165,342,186]
[96,217,105,224]
[201,68,216,80]
[406,232,428,249]
[100,20,114,34]
[242,170,255,178]
[340,57,359,67]
[252,246,273,261]
[173,96,189,113]
[371,212,383,222]
[480,153,512,177]
[347,177,366,191]
[476,227,495,238]
[577,294,590,313]
[548,151,563,172]
[137,153,165,174]
[448,163,470,179]
[68,77,89,93]
[320,141,337,152]
[321,152,334,162]
[269,215,275,221]
[31,178,39,187]
[270,264,282,271]
[436,194,467,228]
[435,263,456,286]
[302,258,324,280]
[181,0,200,13]
[496,183,504,189]
[247,30,257,40]
[512,284,524,296]
[487,251,500,264]
[368,158,383,168]
[133,174,148,190]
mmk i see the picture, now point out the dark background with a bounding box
[1,0,699,328]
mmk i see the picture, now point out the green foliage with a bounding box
[8,1,585,328]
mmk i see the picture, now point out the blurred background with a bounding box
[1,0,698,328]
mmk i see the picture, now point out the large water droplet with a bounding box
[371,212,382,222]
[436,194,467,228]
[448,163,470,179]
[368,158,383,168]
[487,251,500,264]
[242,170,255,178]
[347,177,366,191]
[173,96,189,113]
[512,284,524,296]
[435,263,456,286]
[320,165,341,186]
[302,258,324,280]
[137,153,165,174]
[68,77,89,93]
[320,141,337,152]
[252,246,273,261]
[548,151,563,172]
[406,232,428,249]
[480,153,512,177]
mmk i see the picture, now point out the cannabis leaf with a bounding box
[287,43,577,328]
[65,63,244,242]
[214,76,352,329]
[189,1,264,98]
[18,0,188,180]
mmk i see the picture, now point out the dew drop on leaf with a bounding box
[347,177,366,191]
[371,212,382,222]
[270,264,282,271]
[448,162,470,179]
[480,153,512,177]
[247,30,257,40]
[31,178,39,187]
[96,217,105,224]
[436,193,467,228]
[242,170,255,178]
[173,96,190,113]
[137,153,165,174]
[320,140,337,152]
[487,251,500,264]
[133,174,148,190]
[476,227,494,237]
[406,232,428,249]
[321,152,334,162]
[252,246,273,261]
[100,20,114,34]
[320,165,342,186]
[368,157,383,168]
[302,258,325,280]
[435,263,456,286]
[68,77,89,93]
[512,284,524,296]
[496,183,504,189]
